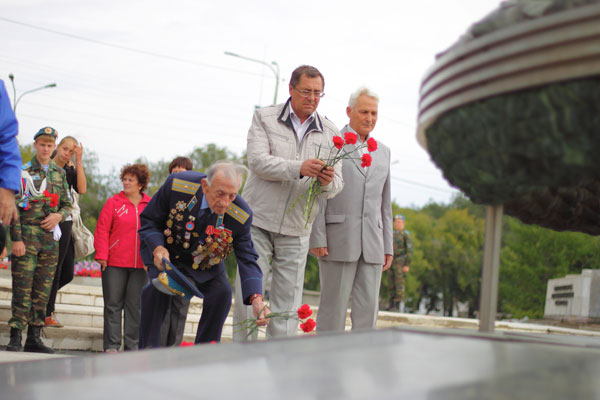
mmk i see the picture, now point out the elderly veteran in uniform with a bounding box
[138,161,269,346]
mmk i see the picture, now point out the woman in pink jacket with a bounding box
[94,164,151,353]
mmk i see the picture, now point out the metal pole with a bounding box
[8,73,57,113]
[224,52,280,105]
[479,204,504,333]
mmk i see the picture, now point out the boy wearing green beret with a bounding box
[7,127,72,353]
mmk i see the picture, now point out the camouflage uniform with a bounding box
[388,229,413,308]
[9,156,71,331]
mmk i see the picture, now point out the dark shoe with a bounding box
[23,325,54,354]
[6,327,23,352]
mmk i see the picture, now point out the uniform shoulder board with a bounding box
[226,203,249,224]
[171,178,200,195]
[21,161,31,170]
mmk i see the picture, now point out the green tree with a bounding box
[498,218,600,319]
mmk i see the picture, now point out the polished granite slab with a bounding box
[2,327,600,399]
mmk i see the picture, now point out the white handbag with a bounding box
[70,189,95,259]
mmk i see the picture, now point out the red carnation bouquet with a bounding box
[235,303,316,337]
[290,132,378,226]
[42,190,59,207]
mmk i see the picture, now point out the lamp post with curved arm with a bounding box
[224,52,280,105]
[8,73,57,114]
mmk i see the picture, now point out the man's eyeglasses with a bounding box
[293,87,325,98]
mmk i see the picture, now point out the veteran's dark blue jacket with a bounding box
[138,171,262,304]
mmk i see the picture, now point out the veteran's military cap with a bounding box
[394,214,405,221]
[33,126,58,141]
[152,258,204,300]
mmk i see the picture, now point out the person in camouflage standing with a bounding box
[7,127,72,353]
[388,214,413,311]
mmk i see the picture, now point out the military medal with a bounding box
[176,201,186,211]
[167,237,174,244]
[185,221,194,231]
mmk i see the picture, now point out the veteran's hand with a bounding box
[40,213,62,231]
[0,188,18,225]
[317,166,335,186]
[12,241,25,257]
[153,246,170,271]
[300,159,326,178]
[310,247,328,257]
[97,259,107,271]
[252,296,271,327]
[383,254,393,271]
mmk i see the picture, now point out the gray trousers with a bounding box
[316,254,382,333]
[101,266,148,351]
[233,226,309,341]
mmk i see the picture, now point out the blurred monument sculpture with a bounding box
[417,0,600,331]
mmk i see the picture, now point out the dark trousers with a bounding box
[46,220,74,316]
[101,266,148,351]
[139,265,231,348]
[160,295,191,346]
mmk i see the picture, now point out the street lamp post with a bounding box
[224,52,280,105]
[8,73,57,113]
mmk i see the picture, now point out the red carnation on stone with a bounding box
[333,136,344,149]
[297,304,313,319]
[367,137,378,152]
[300,318,316,333]
[344,132,357,145]
[361,153,372,168]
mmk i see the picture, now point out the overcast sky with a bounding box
[2,0,502,207]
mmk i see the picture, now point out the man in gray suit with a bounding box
[309,87,393,332]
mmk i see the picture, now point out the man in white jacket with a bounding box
[233,65,343,340]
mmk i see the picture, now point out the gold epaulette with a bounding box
[172,178,200,195]
[226,203,249,224]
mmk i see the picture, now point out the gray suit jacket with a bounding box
[309,125,393,264]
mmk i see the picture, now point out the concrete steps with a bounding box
[0,276,212,351]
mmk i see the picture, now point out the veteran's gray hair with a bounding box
[205,160,248,186]
[348,87,379,108]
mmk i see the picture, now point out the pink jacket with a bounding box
[94,191,151,269]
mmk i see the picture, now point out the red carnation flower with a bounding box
[43,190,59,207]
[297,304,313,319]
[332,136,344,149]
[344,132,357,145]
[361,153,372,168]
[367,137,378,152]
[300,318,316,333]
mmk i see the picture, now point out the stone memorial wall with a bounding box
[544,269,600,322]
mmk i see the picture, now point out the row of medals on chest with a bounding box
[163,200,233,270]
